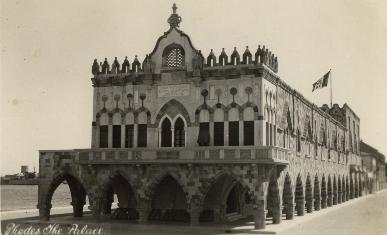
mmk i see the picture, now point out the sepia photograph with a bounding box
[1,0,387,234]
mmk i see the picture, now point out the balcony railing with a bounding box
[39,146,289,165]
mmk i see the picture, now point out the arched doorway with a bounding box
[174,117,185,147]
[102,174,137,220]
[149,175,189,223]
[161,118,172,147]
[41,174,88,220]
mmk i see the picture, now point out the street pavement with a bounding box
[2,190,386,235]
[280,189,387,235]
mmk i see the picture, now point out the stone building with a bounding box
[38,4,366,229]
[360,141,386,192]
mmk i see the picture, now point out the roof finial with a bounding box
[168,3,182,28]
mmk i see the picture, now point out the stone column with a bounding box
[254,200,266,229]
[89,197,102,221]
[137,199,150,224]
[190,208,200,226]
[295,195,305,216]
[38,203,52,221]
[209,122,214,146]
[239,121,244,146]
[171,128,175,147]
[121,125,126,148]
[71,201,85,217]
[133,124,138,148]
[213,206,221,223]
[224,121,229,146]
[108,125,113,148]
[138,208,149,224]
[271,197,282,224]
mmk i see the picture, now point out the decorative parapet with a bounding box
[39,146,289,165]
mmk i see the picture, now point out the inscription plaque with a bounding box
[158,84,190,97]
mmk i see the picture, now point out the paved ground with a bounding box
[281,190,387,235]
[2,190,386,235]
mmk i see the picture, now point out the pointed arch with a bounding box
[241,102,259,120]
[99,171,138,220]
[160,115,173,147]
[146,171,189,201]
[41,173,88,220]
[199,173,249,223]
[173,115,186,147]
[134,107,151,124]
[155,99,192,127]
[195,104,214,123]
[148,173,190,222]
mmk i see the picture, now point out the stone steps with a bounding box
[224,212,245,222]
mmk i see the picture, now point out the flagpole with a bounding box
[330,69,332,108]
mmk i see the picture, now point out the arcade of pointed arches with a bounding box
[39,168,369,224]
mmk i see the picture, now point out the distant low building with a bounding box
[360,141,386,192]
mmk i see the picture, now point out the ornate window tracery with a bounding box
[162,44,185,68]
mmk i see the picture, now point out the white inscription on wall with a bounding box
[158,84,190,97]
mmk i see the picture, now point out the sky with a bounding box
[1,0,387,175]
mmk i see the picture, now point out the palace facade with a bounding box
[38,4,370,229]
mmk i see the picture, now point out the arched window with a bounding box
[174,117,185,147]
[137,112,148,147]
[197,110,210,146]
[228,108,239,146]
[99,113,109,148]
[161,118,172,147]
[163,44,185,68]
[243,107,254,146]
[213,109,224,146]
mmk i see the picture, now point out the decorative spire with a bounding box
[168,3,182,28]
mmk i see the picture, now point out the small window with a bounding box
[125,125,134,148]
[266,123,270,146]
[138,124,147,147]
[229,121,239,146]
[244,121,254,146]
[112,125,121,148]
[99,125,108,148]
[197,122,210,146]
[214,122,224,146]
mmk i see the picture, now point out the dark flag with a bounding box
[312,70,330,92]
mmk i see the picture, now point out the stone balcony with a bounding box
[39,146,289,166]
